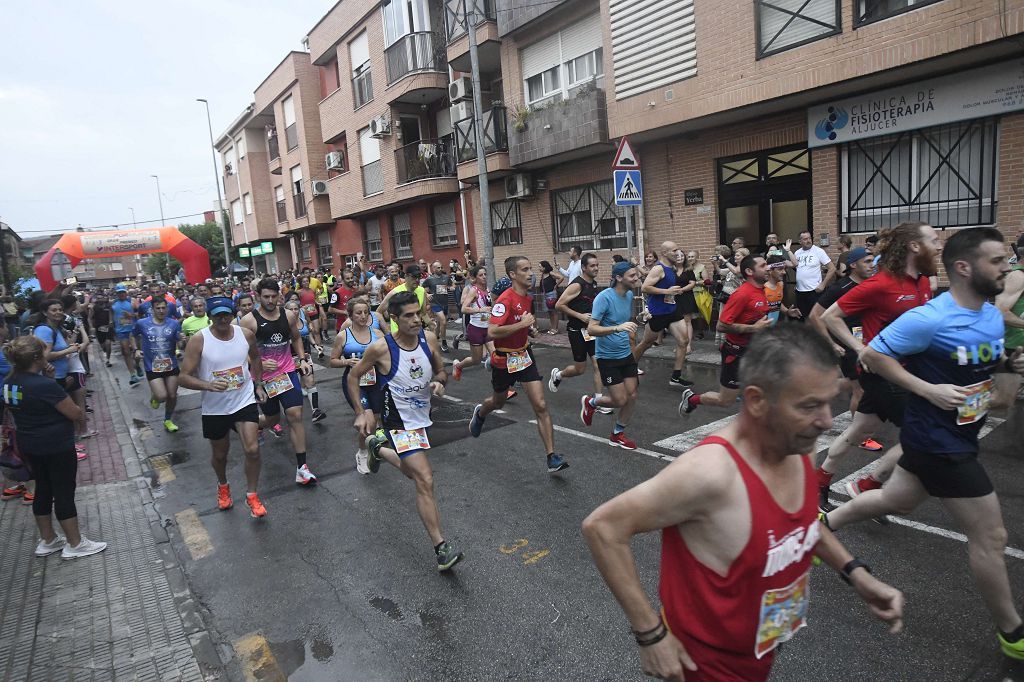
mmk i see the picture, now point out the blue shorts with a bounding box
[261,371,304,416]
[115,329,132,341]
[431,304,444,313]
[385,426,431,459]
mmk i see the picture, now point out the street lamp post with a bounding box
[129,207,142,281]
[150,175,166,226]
[196,98,232,271]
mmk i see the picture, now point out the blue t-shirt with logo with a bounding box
[131,317,182,373]
[869,292,1003,456]
[112,299,136,333]
[2,372,75,455]
[33,324,69,379]
[591,288,634,360]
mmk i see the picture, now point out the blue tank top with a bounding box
[343,326,381,359]
[297,309,309,338]
[645,263,678,316]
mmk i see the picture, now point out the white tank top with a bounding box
[380,332,434,430]
[468,286,491,329]
[197,326,256,416]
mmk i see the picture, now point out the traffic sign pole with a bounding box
[612,136,641,258]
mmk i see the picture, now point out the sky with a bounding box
[0,0,334,240]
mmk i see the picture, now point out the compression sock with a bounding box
[165,407,173,421]
[613,422,625,435]
[688,393,702,407]
[308,387,319,410]
[671,369,681,380]
[296,452,307,467]
[1001,624,1024,643]
[588,393,602,408]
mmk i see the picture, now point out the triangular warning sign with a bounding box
[617,175,641,201]
[612,136,639,169]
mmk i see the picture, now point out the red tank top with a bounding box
[659,436,819,680]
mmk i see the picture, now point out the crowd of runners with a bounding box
[4,224,1024,679]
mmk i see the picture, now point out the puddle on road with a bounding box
[369,596,404,622]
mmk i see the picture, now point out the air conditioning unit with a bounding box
[325,152,345,170]
[505,173,533,199]
[450,101,473,123]
[311,180,329,196]
[369,115,391,138]
[449,77,472,103]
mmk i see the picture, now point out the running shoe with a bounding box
[441,340,450,353]
[678,388,697,416]
[546,453,569,473]
[295,464,317,485]
[596,406,614,415]
[355,448,370,475]
[217,484,233,510]
[469,404,484,438]
[998,631,1024,660]
[163,419,179,433]
[270,423,284,438]
[35,536,65,557]
[637,368,645,376]
[548,367,561,393]
[315,345,325,360]
[21,491,34,505]
[452,359,462,382]
[79,429,99,439]
[483,355,491,371]
[1,484,26,501]
[506,389,517,400]
[845,475,882,498]
[668,376,695,388]
[859,438,884,452]
[129,375,140,386]
[245,493,267,518]
[365,432,387,473]
[61,536,107,560]
[105,359,113,367]
[435,541,464,572]
[75,445,88,461]
[580,395,596,426]
[149,397,159,410]
[609,432,637,450]
[311,408,327,423]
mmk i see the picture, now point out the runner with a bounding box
[181,296,211,338]
[821,227,1024,659]
[548,253,603,398]
[331,296,384,475]
[451,265,494,381]
[583,323,903,681]
[578,262,640,449]
[994,258,1024,407]
[763,254,802,323]
[468,256,569,474]
[234,294,255,324]
[297,276,325,358]
[351,291,463,571]
[817,222,940,505]
[423,261,451,352]
[632,241,694,388]
[111,284,140,385]
[88,292,114,367]
[241,279,318,484]
[178,296,270,517]
[679,255,772,415]
[377,265,430,334]
[130,298,184,433]
[327,268,358,334]
[138,282,181,320]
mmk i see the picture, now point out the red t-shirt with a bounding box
[835,270,931,345]
[489,287,533,369]
[719,282,770,347]
[330,286,356,330]
[298,289,318,318]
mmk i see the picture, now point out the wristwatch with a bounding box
[840,558,871,584]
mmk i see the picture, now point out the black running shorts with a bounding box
[898,446,993,498]
[202,403,259,441]
[857,373,908,426]
[597,356,639,387]
[490,348,542,393]
[567,327,595,363]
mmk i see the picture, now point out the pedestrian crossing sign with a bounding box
[614,169,643,206]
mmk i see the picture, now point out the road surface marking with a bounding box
[655,411,854,454]
[175,509,214,561]
[534,421,676,462]
[149,454,176,484]
[234,632,286,682]
[440,394,463,403]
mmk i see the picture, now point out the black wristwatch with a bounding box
[840,558,871,585]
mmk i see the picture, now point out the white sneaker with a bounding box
[295,464,317,485]
[548,367,561,393]
[61,536,107,560]
[355,448,370,475]
[35,536,65,557]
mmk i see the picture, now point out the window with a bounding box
[430,202,458,248]
[300,234,312,262]
[490,201,523,246]
[565,49,603,87]
[392,212,413,259]
[552,181,637,251]
[317,230,333,265]
[365,218,383,261]
[350,31,373,109]
[275,185,287,223]
[526,67,561,105]
[855,0,943,27]
[282,95,298,150]
[243,193,253,215]
[382,0,431,47]
[610,0,696,100]
[843,118,998,233]
[231,200,243,225]
[360,127,384,196]
[222,149,234,174]
[756,0,840,58]
[235,134,246,159]
[521,13,602,104]
[290,165,306,219]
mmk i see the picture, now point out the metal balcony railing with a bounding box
[285,123,298,151]
[352,68,373,109]
[276,199,287,223]
[444,0,496,43]
[362,160,384,196]
[384,32,445,84]
[454,106,508,163]
[268,134,280,161]
[293,192,307,219]
[394,135,456,184]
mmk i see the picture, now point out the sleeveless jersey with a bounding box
[380,332,434,431]
[645,262,678,316]
[764,282,783,324]
[343,326,382,358]
[1006,265,1024,350]
[467,286,491,329]
[92,303,111,327]
[197,326,256,416]
[566,276,598,330]
[252,307,296,381]
[660,436,819,679]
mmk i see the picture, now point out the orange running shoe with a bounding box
[859,438,884,452]
[21,491,35,506]
[1,484,26,500]
[245,492,267,518]
[217,484,233,511]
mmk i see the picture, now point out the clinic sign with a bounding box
[808,58,1024,148]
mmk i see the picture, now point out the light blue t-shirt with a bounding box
[112,299,136,333]
[34,324,69,379]
[591,287,634,360]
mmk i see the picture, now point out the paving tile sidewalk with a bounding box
[0,359,211,681]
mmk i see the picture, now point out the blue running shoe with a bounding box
[469,404,484,438]
[546,453,569,473]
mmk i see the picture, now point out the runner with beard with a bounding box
[633,242,695,388]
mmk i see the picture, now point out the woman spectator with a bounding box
[539,261,564,335]
[835,234,853,278]
[2,335,106,559]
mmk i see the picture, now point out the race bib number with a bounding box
[435,285,447,295]
[389,427,430,454]
[303,304,316,314]
[581,328,594,342]
[507,349,533,373]
[265,374,294,399]
[211,366,246,390]
[957,379,993,425]
[359,368,377,386]
[852,326,863,343]
[755,571,810,660]
[97,325,109,332]
[151,356,172,373]
[664,294,676,305]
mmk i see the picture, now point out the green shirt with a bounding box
[181,314,212,337]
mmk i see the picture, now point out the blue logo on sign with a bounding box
[814,106,849,141]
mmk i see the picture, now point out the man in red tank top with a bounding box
[583,324,903,681]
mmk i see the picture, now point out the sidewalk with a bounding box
[0,359,212,681]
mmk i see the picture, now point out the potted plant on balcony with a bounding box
[511,104,532,133]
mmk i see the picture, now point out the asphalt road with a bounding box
[115,338,1024,681]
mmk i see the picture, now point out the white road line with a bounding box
[441,395,463,403]
[531,420,676,463]
[655,411,854,455]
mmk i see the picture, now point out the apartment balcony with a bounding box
[362,160,385,197]
[496,0,569,37]
[445,0,501,74]
[508,83,609,168]
[384,32,448,104]
[454,106,511,182]
[395,135,457,184]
